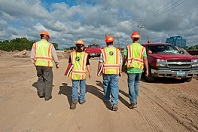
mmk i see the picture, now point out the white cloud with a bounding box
[0,0,198,48]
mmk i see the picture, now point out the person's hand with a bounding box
[145,70,149,77]
[97,71,101,77]
[119,72,122,77]
[89,73,91,78]
[122,65,127,72]
[55,63,59,69]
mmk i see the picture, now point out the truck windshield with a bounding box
[147,45,179,54]
[89,45,100,48]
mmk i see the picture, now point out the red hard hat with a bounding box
[40,30,50,39]
[105,35,114,43]
[131,32,140,39]
[76,40,85,45]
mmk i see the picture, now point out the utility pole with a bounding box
[138,20,144,43]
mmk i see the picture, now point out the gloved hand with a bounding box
[55,62,59,69]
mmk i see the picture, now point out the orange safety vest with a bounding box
[101,47,120,74]
[69,51,88,80]
[127,43,145,70]
[33,40,53,67]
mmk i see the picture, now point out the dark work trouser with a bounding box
[36,66,53,99]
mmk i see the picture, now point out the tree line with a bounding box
[0,37,198,52]
[0,38,58,52]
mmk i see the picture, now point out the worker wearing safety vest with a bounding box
[97,35,122,111]
[30,31,59,101]
[122,31,149,109]
[68,40,91,110]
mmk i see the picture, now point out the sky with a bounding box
[0,0,198,49]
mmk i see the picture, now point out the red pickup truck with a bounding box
[85,43,101,57]
[142,42,198,82]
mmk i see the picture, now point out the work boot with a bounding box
[45,96,52,101]
[128,103,137,109]
[79,100,86,104]
[70,100,78,109]
[112,104,118,111]
[103,98,109,103]
[37,91,44,98]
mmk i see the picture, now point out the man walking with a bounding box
[30,30,59,101]
[68,40,91,110]
[122,31,149,109]
[97,35,122,111]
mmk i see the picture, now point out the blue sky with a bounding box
[0,0,198,49]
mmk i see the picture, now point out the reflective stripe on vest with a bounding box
[33,40,53,67]
[69,51,88,80]
[127,43,145,70]
[101,47,120,74]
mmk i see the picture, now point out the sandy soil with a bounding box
[0,51,198,132]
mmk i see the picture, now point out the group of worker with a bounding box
[30,30,149,111]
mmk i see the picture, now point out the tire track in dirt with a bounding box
[140,82,198,132]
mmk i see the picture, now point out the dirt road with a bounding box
[0,52,198,132]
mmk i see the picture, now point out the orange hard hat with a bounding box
[76,40,84,45]
[40,30,50,39]
[105,35,114,43]
[131,32,140,39]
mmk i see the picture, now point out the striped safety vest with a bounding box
[127,43,145,70]
[101,46,120,74]
[33,40,53,67]
[69,51,88,80]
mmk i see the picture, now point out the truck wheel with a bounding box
[182,77,192,82]
[146,65,155,82]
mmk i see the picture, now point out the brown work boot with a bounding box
[70,100,78,109]
[112,104,118,111]
[128,103,137,109]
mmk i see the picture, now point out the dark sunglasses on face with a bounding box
[76,44,84,47]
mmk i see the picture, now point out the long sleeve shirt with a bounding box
[30,40,59,64]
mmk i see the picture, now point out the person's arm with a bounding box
[68,55,71,64]
[97,53,103,76]
[86,65,91,78]
[51,45,59,68]
[86,56,91,78]
[30,44,35,66]
[122,48,128,72]
[143,57,149,76]
[119,50,123,76]
[143,49,149,76]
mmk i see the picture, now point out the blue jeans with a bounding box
[127,73,142,104]
[72,79,86,103]
[103,74,119,105]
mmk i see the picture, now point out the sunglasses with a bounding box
[76,44,84,47]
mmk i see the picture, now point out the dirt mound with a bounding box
[13,50,30,58]
[57,51,70,59]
